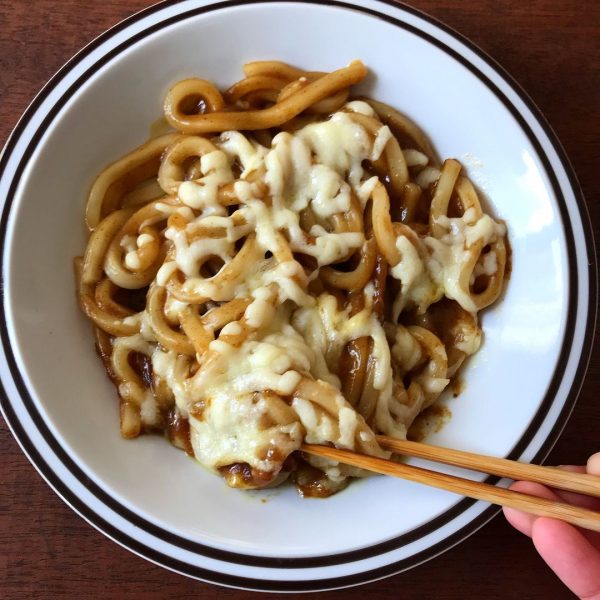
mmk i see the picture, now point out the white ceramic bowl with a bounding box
[0,0,595,592]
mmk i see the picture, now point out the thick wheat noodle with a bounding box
[277,77,349,114]
[218,173,269,205]
[293,378,384,456]
[124,226,161,273]
[147,285,196,355]
[158,136,221,194]
[365,97,437,163]
[463,238,507,310]
[163,78,226,123]
[430,159,462,237]
[203,297,269,352]
[86,133,181,229]
[242,60,322,80]
[201,297,252,330]
[166,234,263,303]
[166,211,191,232]
[140,202,186,230]
[446,348,467,380]
[93,326,114,368]
[329,213,349,234]
[94,279,133,317]
[352,251,387,422]
[347,281,367,315]
[186,213,251,242]
[345,196,364,232]
[371,181,401,266]
[371,252,388,320]
[341,337,370,407]
[328,202,362,237]
[261,397,299,428]
[309,89,350,115]
[101,160,165,221]
[76,259,141,337]
[382,336,425,427]
[153,377,175,411]
[356,348,379,424]
[188,317,255,378]
[122,179,166,207]
[219,317,259,348]
[111,343,148,405]
[216,183,249,206]
[441,307,479,377]
[408,382,428,420]
[179,306,214,357]
[402,182,422,223]
[243,89,281,107]
[163,61,367,133]
[102,196,178,289]
[393,380,426,427]
[119,400,142,439]
[271,231,296,263]
[82,207,135,284]
[370,153,390,191]
[348,112,409,199]
[392,221,423,248]
[408,325,449,408]
[79,287,140,336]
[182,158,202,182]
[455,176,484,219]
[224,75,289,103]
[455,239,488,309]
[320,238,377,290]
[111,340,151,438]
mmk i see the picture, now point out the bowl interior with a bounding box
[5,2,568,557]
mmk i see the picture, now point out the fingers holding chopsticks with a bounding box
[503,453,600,600]
[504,479,600,544]
[504,454,600,536]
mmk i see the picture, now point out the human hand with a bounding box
[503,452,600,599]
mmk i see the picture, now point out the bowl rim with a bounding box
[0,0,597,592]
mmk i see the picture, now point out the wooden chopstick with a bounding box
[376,436,600,499]
[301,444,600,532]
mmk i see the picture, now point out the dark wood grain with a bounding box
[0,1,598,598]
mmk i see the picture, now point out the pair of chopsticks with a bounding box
[302,436,600,532]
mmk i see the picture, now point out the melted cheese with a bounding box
[390,213,506,313]
[153,315,329,473]
[161,107,385,294]
[131,103,504,480]
[391,326,423,374]
[189,392,304,474]
[177,152,233,214]
[293,292,393,389]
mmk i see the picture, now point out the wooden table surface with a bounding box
[0,1,598,598]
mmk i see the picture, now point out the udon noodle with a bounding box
[76,60,507,497]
